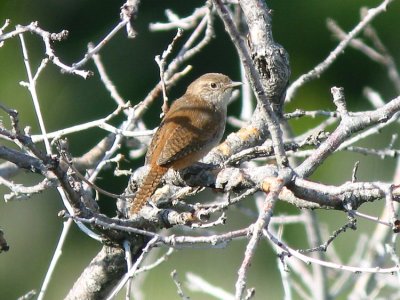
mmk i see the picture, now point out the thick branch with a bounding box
[0,146,45,175]
[211,0,290,168]
[64,246,129,300]
[296,93,400,178]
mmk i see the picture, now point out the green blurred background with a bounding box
[1,0,400,299]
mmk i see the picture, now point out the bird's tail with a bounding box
[130,164,168,214]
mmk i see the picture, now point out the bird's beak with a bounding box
[228,81,242,89]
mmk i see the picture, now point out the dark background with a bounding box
[0,1,399,299]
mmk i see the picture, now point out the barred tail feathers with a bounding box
[130,165,168,214]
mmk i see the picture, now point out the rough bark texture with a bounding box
[65,246,127,300]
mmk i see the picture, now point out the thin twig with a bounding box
[266,229,400,274]
[186,272,235,300]
[286,0,395,101]
[72,1,140,71]
[155,28,184,116]
[123,240,133,300]
[90,43,127,108]
[19,32,52,154]
[106,236,159,300]
[37,219,73,300]
[171,270,190,300]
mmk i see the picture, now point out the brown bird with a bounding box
[130,73,241,214]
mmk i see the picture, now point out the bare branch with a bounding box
[286,0,395,101]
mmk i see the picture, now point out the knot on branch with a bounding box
[251,44,290,114]
[50,30,69,41]
[0,229,9,253]
[215,167,254,191]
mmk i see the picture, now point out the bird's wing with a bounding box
[145,121,163,165]
[149,99,224,168]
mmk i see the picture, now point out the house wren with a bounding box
[130,73,241,214]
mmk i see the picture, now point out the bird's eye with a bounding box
[210,82,218,89]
